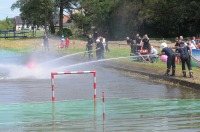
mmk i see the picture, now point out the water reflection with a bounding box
[1,99,200,131]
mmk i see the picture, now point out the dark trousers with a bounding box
[87,46,93,60]
[167,54,176,69]
[130,45,137,55]
[180,55,192,70]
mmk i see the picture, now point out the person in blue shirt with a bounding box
[159,43,176,76]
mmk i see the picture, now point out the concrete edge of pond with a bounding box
[103,64,200,90]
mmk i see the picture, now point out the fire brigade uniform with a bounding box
[87,37,93,60]
[127,37,136,56]
[177,42,193,78]
[160,43,176,76]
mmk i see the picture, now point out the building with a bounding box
[14,16,32,31]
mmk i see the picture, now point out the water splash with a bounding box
[0,48,149,79]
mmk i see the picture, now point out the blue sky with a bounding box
[0,0,20,20]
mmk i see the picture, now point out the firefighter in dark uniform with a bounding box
[177,42,193,78]
[160,43,176,76]
[87,34,94,60]
[126,37,136,56]
[96,37,104,60]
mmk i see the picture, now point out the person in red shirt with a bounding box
[65,37,70,48]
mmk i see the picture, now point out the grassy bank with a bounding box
[0,37,200,86]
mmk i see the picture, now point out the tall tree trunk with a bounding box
[49,19,55,34]
[59,0,64,34]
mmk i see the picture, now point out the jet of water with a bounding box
[54,54,149,71]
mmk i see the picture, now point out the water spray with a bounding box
[61,54,150,70]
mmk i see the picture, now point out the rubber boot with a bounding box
[165,69,170,76]
[182,70,186,77]
[189,71,193,78]
[170,69,175,76]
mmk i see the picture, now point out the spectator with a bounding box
[135,33,142,51]
[149,45,158,63]
[65,37,70,49]
[43,32,49,51]
[188,37,196,49]
[140,34,151,54]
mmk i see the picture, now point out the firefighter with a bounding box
[160,42,176,76]
[86,34,94,60]
[126,37,136,56]
[177,41,193,78]
[96,37,104,60]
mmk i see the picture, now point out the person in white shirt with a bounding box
[188,37,196,49]
[149,45,158,63]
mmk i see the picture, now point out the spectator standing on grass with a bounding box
[65,37,70,49]
[174,37,179,52]
[135,33,142,51]
[192,36,196,45]
[43,32,49,51]
[140,34,151,53]
[174,37,181,63]
[188,37,196,49]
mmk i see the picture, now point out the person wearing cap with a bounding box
[159,42,176,76]
[177,41,193,78]
[96,37,104,60]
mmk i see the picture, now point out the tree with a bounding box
[11,0,55,34]
[54,0,79,35]
[0,18,14,30]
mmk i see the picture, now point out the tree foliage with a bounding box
[11,0,55,34]
[0,18,14,30]
[9,0,200,39]
[76,0,200,39]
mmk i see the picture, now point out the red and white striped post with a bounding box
[51,71,96,102]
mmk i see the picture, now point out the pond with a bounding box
[0,49,200,131]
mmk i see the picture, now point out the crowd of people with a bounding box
[126,34,157,63]
[44,31,197,78]
[126,34,199,78]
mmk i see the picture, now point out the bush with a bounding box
[57,28,73,37]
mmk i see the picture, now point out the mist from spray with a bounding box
[0,46,149,79]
